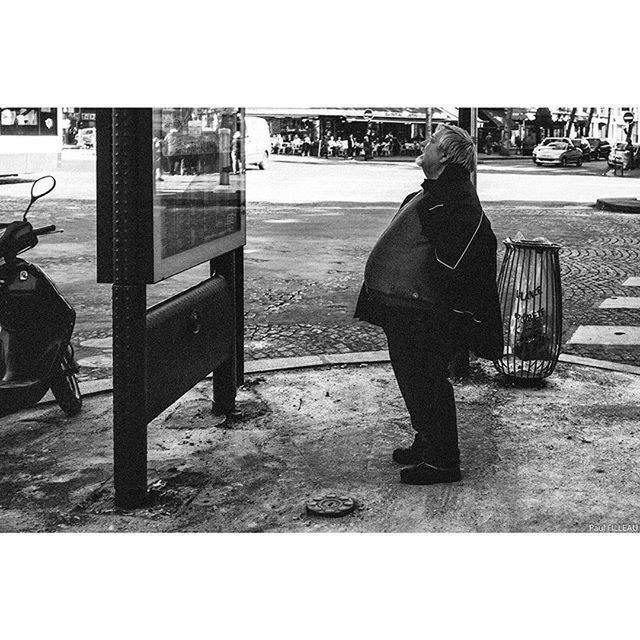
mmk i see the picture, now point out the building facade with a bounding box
[246,107,458,145]
[477,106,639,155]
[249,106,638,158]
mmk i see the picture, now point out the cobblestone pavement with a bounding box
[242,200,640,370]
[2,194,640,382]
[488,203,640,366]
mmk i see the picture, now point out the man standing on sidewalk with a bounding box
[354,124,503,485]
[484,131,493,155]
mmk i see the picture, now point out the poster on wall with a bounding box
[0,107,58,136]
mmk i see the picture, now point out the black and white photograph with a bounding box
[3,104,639,530]
[2,2,639,638]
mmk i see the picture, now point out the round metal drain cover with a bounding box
[305,495,356,518]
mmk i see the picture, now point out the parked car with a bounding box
[571,138,592,161]
[586,138,611,160]
[607,142,640,169]
[534,141,583,166]
[531,137,572,163]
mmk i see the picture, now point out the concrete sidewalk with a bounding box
[1,357,639,533]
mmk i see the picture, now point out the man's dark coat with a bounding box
[355,163,503,361]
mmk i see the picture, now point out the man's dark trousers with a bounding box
[382,306,462,469]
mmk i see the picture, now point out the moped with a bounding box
[0,175,82,418]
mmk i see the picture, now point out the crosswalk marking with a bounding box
[568,276,640,350]
[568,326,640,346]
[599,297,640,309]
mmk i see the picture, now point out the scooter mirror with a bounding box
[31,175,56,200]
[24,175,56,220]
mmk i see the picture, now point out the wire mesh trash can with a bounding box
[493,238,563,380]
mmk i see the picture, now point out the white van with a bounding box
[77,127,96,149]
[244,116,270,169]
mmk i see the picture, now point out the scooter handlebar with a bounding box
[33,225,57,236]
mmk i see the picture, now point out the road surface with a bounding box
[1,150,639,382]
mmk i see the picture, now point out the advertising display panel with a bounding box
[151,107,245,282]
[97,108,246,506]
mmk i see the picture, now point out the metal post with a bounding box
[448,106,478,378]
[96,109,113,283]
[211,251,237,414]
[112,109,148,508]
[457,108,478,187]
[239,108,246,172]
[425,107,433,140]
[234,247,245,387]
[469,107,478,189]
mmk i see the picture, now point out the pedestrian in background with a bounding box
[320,134,329,158]
[153,137,165,181]
[484,131,493,155]
[514,134,522,155]
[164,121,183,175]
[354,124,503,485]
[363,133,373,160]
[231,130,242,174]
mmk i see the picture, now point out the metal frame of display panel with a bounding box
[96,108,245,508]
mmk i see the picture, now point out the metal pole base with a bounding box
[112,281,148,510]
[212,356,236,415]
[115,486,149,510]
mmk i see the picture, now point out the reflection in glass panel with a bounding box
[0,107,58,136]
[152,107,245,262]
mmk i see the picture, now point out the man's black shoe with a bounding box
[392,434,425,465]
[400,462,462,485]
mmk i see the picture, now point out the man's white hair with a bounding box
[435,123,477,173]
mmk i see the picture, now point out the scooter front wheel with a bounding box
[50,345,82,416]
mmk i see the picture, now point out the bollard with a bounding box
[493,238,563,381]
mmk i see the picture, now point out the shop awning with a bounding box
[479,108,530,127]
[479,108,504,127]
[246,107,458,123]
